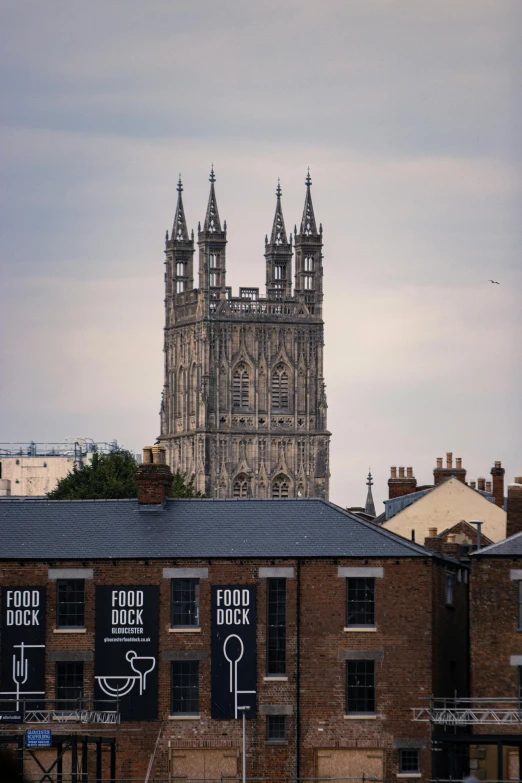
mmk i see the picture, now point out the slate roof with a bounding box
[473,529,522,557]
[0,498,430,560]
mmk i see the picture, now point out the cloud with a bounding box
[0,0,520,507]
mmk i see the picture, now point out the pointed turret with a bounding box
[295,169,323,315]
[198,166,227,294]
[203,165,222,234]
[300,169,318,236]
[270,180,289,245]
[172,175,190,242]
[365,470,376,518]
[164,174,195,312]
[265,180,292,298]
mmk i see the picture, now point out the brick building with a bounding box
[378,454,507,544]
[0,457,468,782]
[465,477,522,781]
[410,477,522,782]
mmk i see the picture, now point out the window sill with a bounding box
[169,627,201,633]
[344,714,377,720]
[264,676,288,682]
[397,774,421,778]
[266,740,288,745]
[53,628,87,634]
[344,626,377,633]
[168,714,200,720]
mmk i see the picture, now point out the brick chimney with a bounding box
[490,460,505,508]
[506,478,522,539]
[477,477,486,491]
[424,528,444,554]
[136,445,173,505]
[433,452,467,485]
[388,465,417,499]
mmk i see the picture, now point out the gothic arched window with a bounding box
[272,474,290,499]
[233,363,250,409]
[233,474,249,498]
[219,364,228,412]
[189,364,197,416]
[177,367,184,418]
[271,365,289,409]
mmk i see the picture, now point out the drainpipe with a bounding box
[470,520,483,551]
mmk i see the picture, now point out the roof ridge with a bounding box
[472,527,522,555]
[319,499,432,556]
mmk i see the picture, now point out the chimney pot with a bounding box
[456,458,462,469]
[515,477,522,485]
[477,477,486,491]
[151,445,166,465]
[446,452,453,469]
[495,461,502,469]
[142,446,153,464]
[390,466,397,479]
[429,527,438,537]
[407,466,413,478]
[398,466,405,478]
[470,481,476,489]
[485,481,492,493]
[436,457,443,469]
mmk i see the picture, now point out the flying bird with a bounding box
[489,280,500,284]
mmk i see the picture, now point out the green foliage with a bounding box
[47,451,205,500]
[47,450,139,500]
[171,470,205,498]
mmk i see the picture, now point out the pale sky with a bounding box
[1,0,521,510]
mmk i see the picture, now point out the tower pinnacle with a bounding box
[365,470,376,517]
[203,166,221,233]
[270,179,288,246]
[171,174,189,242]
[300,168,318,237]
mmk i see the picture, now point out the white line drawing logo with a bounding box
[95,650,156,698]
[0,642,46,710]
[223,634,256,719]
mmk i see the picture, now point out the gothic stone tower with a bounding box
[158,169,330,499]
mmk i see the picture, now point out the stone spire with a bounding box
[171,175,190,242]
[265,180,292,298]
[270,180,288,245]
[203,165,222,234]
[365,470,376,517]
[299,168,318,237]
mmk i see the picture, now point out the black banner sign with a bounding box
[94,586,158,721]
[0,587,46,721]
[211,585,256,720]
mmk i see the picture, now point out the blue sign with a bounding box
[26,729,52,747]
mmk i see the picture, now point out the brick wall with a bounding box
[0,555,467,781]
[470,556,522,726]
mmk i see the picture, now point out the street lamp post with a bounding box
[237,705,250,783]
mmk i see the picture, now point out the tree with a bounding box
[171,470,205,498]
[47,450,139,500]
[47,451,205,499]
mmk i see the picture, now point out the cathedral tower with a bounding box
[159,170,330,499]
